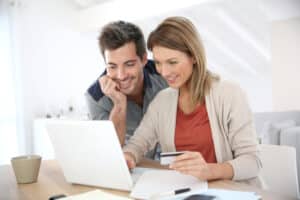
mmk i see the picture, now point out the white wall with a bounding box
[77,0,273,112]
[271,17,300,111]
[9,0,280,154]
[11,0,104,153]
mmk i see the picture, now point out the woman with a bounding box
[123,16,263,187]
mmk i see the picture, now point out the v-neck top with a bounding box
[175,102,217,163]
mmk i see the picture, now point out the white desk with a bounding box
[1,160,294,200]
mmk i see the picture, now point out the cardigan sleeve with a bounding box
[222,83,262,180]
[122,97,159,163]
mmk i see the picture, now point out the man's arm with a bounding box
[85,92,108,120]
[85,76,128,145]
[109,100,127,146]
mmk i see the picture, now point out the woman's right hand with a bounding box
[124,152,136,169]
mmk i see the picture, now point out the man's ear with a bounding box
[141,53,148,67]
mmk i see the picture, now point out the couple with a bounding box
[86,16,263,187]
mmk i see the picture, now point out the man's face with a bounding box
[104,42,146,96]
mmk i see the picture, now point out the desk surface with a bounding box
[0,160,293,200]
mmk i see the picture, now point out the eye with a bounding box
[169,60,178,65]
[107,65,117,70]
[125,62,135,67]
[154,61,161,66]
[126,63,134,67]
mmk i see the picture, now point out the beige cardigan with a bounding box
[123,80,263,187]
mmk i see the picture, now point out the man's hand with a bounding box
[99,75,126,105]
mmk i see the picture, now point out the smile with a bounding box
[119,79,132,89]
[166,75,178,84]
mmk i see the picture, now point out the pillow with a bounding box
[258,121,272,144]
[261,120,296,145]
[280,126,300,146]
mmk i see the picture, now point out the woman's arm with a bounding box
[170,151,234,181]
[223,83,261,180]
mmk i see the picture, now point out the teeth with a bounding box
[120,80,131,88]
[167,76,177,82]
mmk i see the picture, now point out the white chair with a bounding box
[259,144,300,199]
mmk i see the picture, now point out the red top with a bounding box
[175,102,217,163]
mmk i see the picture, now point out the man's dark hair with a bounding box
[98,21,146,60]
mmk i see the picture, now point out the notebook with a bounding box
[46,119,144,191]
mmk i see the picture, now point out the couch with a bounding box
[254,111,300,192]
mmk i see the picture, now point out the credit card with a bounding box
[160,151,184,165]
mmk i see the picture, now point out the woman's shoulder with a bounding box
[209,79,249,110]
[210,79,244,96]
[150,87,178,106]
[155,87,178,98]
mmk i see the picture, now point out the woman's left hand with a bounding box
[169,151,214,180]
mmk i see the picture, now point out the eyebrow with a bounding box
[107,59,137,66]
[166,57,177,61]
[124,59,137,64]
[154,57,177,62]
[107,62,117,66]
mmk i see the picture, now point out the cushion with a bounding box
[260,120,296,145]
[280,126,300,147]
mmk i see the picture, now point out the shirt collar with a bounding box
[143,60,158,89]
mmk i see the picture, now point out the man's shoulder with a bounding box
[86,79,104,102]
[86,67,107,102]
[85,87,112,107]
[144,60,158,74]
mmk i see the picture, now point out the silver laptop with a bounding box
[46,119,141,191]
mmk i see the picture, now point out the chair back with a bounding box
[260,144,300,199]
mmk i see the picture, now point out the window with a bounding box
[0,1,18,164]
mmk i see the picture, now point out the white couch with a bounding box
[254,111,300,192]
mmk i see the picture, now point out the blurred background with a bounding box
[0,0,300,164]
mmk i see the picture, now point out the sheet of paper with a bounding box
[61,189,131,200]
[130,169,208,199]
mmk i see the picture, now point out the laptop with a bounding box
[46,119,142,191]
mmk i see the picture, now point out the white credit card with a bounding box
[160,151,184,165]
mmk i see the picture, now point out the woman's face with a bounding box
[152,46,194,89]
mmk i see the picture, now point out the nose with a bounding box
[117,67,127,80]
[160,64,170,78]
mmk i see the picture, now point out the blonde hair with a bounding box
[147,16,219,106]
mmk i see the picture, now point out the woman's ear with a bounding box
[193,56,197,64]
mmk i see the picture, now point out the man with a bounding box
[85,21,167,155]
